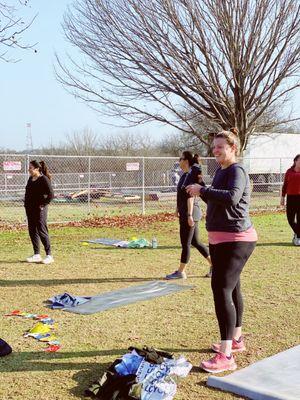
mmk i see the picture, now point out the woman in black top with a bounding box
[24,160,54,264]
[165,151,212,280]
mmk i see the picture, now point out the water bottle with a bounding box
[152,237,158,249]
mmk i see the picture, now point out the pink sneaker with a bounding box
[212,337,246,353]
[200,353,237,373]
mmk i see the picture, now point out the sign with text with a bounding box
[3,161,22,171]
[126,162,140,171]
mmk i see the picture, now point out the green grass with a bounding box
[0,213,299,399]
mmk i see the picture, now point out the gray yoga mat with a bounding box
[64,281,193,315]
[83,238,123,246]
[207,345,300,400]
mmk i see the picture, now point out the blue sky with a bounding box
[1,1,300,151]
[0,0,173,151]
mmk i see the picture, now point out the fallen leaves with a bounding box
[67,212,176,229]
[0,212,176,231]
[0,209,285,232]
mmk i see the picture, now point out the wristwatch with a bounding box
[199,187,204,196]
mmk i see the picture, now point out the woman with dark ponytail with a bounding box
[39,160,51,180]
[165,151,212,280]
[24,160,54,264]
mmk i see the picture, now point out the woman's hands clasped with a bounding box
[186,184,201,197]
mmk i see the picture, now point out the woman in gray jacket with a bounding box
[187,128,257,374]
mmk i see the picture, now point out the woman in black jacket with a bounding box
[24,160,54,264]
[165,151,212,280]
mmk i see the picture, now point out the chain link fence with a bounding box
[0,154,292,224]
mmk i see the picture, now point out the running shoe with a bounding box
[26,254,42,263]
[200,352,237,373]
[205,267,212,278]
[165,270,187,280]
[43,255,54,264]
[293,235,300,246]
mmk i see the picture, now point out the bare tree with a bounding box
[65,127,99,156]
[0,0,36,62]
[160,130,214,156]
[99,131,156,156]
[57,0,300,151]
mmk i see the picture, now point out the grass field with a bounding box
[0,213,299,400]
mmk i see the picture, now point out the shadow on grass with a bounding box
[0,277,164,287]
[0,347,209,373]
[256,242,293,247]
[0,347,212,399]
[0,260,28,264]
[0,349,121,373]
[88,245,182,250]
[71,363,111,399]
[0,275,206,287]
[196,380,245,399]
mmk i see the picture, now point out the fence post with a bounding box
[25,154,29,186]
[88,156,91,214]
[279,157,283,204]
[142,157,145,215]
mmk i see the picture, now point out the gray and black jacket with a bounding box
[201,163,252,232]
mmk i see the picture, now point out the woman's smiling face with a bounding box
[28,163,39,177]
[212,137,236,166]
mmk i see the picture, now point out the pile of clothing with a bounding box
[127,239,151,249]
[46,293,91,309]
[85,346,192,400]
[5,310,61,352]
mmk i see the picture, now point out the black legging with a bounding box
[286,195,300,238]
[209,241,256,340]
[180,219,209,263]
[26,206,51,255]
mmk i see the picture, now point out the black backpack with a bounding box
[0,338,12,357]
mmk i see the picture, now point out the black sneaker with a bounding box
[205,267,212,278]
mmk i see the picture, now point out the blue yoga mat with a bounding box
[63,281,193,315]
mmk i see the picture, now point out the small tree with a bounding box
[57,0,300,151]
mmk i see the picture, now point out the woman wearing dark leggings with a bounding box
[280,154,300,246]
[24,160,54,264]
[187,129,257,373]
[166,151,212,280]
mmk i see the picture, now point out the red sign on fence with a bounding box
[126,162,140,171]
[3,161,22,171]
